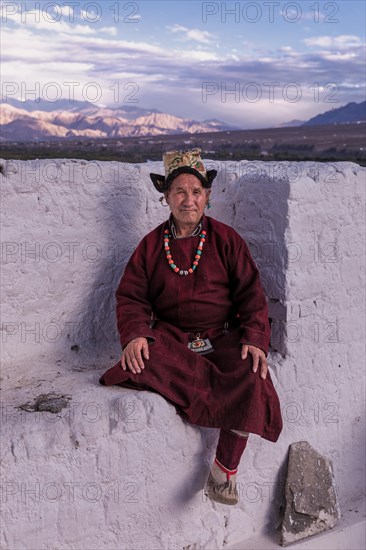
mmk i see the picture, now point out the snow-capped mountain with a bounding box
[0,100,236,142]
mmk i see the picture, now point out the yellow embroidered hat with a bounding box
[150,148,217,193]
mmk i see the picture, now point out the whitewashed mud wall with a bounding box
[0,158,365,550]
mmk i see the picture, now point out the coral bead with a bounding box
[164,226,206,275]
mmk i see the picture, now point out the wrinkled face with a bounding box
[165,173,210,229]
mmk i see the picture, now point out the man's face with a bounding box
[166,173,209,229]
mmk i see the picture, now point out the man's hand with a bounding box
[241,344,268,380]
[121,337,149,374]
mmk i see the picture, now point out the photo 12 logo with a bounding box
[201,2,340,24]
[1,2,141,24]
[1,480,140,504]
[1,81,140,105]
[202,82,339,104]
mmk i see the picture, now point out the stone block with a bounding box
[281,441,341,546]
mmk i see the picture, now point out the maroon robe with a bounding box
[99,215,282,442]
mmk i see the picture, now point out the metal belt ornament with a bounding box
[188,333,213,355]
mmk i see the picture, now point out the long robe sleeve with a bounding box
[115,238,156,348]
[229,238,271,356]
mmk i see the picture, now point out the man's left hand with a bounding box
[241,344,268,380]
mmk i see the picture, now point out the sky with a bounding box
[1,0,365,128]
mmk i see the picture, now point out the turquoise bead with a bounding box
[164,228,206,275]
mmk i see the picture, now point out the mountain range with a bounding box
[0,100,236,142]
[0,99,365,142]
[302,100,366,126]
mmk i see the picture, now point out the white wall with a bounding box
[1,158,365,549]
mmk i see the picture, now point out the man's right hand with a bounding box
[121,337,149,374]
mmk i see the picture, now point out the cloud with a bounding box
[99,26,118,36]
[1,4,96,34]
[301,10,326,21]
[3,23,364,89]
[280,8,328,22]
[57,5,75,19]
[167,24,214,44]
[178,50,219,62]
[304,35,364,50]
[1,11,364,127]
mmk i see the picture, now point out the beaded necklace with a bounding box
[164,228,207,276]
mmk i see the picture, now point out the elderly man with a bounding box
[99,148,282,505]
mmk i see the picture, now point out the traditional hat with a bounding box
[150,148,217,193]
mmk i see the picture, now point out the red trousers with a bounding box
[216,429,249,471]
